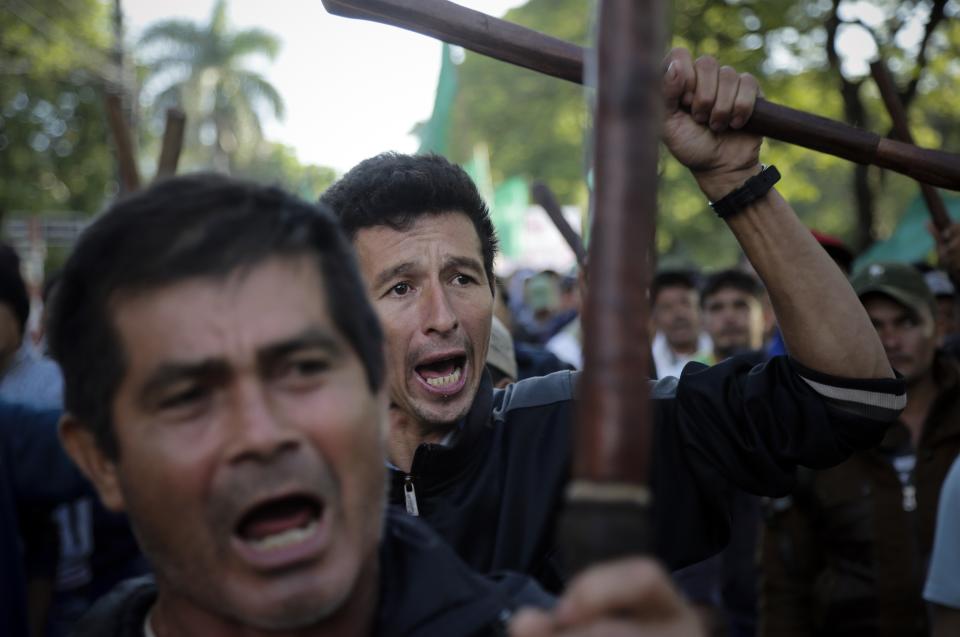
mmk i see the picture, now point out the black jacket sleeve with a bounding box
[650,354,904,569]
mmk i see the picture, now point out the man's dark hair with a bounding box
[319,153,498,293]
[650,270,698,307]
[701,269,764,307]
[48,173,384,459]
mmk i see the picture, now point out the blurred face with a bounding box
[652,286,701,352]
[67,257,387,632]
[864,294,937,386]
[934,296,959,344]
[702,287,764,358]
[353,212,494,433]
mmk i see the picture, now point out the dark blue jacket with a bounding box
[70,508,552,637]
[0,402,86,637]
[388,355,906,592]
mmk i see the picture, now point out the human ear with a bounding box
[59,414,126,512]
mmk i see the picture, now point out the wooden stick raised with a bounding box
[104,92,141,193]
[870,60,952,229]
[155,108,187,181]
[320,0,960,191]
[557,0,660,573]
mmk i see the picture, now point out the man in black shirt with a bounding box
[320,48,906,590]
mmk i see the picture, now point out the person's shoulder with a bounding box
[493,370,578,420]
[71,575,156,637]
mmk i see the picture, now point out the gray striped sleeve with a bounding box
[799,374,907,421]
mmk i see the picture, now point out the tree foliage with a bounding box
[233,142,337,201]
[448,0,959,268]
[0,0,115,216]
[137,0,285,172]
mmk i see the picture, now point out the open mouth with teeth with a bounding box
[414,355,467,396]
[232,494,327,568]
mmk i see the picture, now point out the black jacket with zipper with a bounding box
[388,354,906,592]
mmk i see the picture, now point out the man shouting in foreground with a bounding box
[50,174,703,636]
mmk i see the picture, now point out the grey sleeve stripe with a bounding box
[800,375,907,412]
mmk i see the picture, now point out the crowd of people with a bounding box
[1,48,958,637]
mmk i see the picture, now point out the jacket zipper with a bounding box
[403,475,419,516]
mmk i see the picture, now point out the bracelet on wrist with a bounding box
[708,165,781,219]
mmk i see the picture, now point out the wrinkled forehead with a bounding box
[353,212,484,273]
[109,257,339,364]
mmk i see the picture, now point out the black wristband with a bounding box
[709,165,781,219]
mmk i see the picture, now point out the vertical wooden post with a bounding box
[559,0,663,573]
[104,92,141,193]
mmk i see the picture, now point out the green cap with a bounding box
[850,262,936,318]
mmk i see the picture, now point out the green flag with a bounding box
[416,44,458,155]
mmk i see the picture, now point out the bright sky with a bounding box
[124,0,527,174]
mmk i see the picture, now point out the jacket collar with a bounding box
[394,370,494,483]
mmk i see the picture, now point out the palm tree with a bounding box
[138,0,284,171]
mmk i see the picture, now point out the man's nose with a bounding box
[420,282,459,335]
[225,381,300,464]
[878,328,901,354]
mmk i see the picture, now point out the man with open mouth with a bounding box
[49,173,708,636]
[320,48,907,592]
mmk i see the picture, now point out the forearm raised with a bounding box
[698,173,891,379]
[658,49,892,380]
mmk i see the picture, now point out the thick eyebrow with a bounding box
[138,359,230,407]
[256,327,344,370]
[442,255,485,279]
[137,328,344,406]
[371,261,418,292]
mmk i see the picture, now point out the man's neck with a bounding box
[901,370,939,448]
[151,554,380,637]
[386,408,452,473]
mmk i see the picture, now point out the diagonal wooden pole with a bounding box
[155,108,187,181]
[320,0,960,191]
[104,92,141,193]
[531,181,587,270]
[557,0,661,573]
[870,60,952,230]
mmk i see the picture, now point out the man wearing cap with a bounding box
[761,262,960,637]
